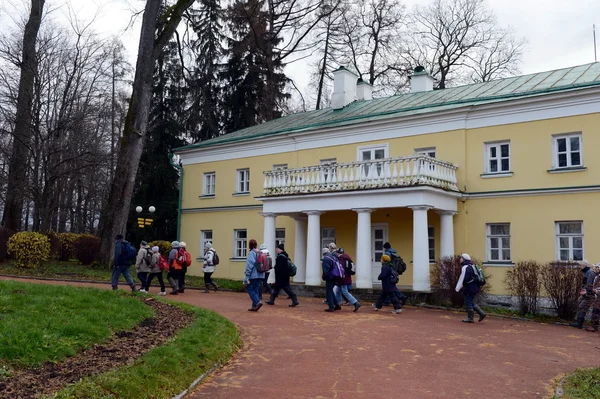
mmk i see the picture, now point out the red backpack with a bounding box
[158,255,170,271]
[178,248,192,267]
[254,250,271,273]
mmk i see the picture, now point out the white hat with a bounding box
[205,242,213,249]
[171,241,179,247]
[152,246,159,253]
[259,244,267,250]
[460,253,471,261]
[322,247,329,255]
[179,241,187,248]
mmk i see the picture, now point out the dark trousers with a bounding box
[137,272,148,289]
[271,285,297,302]
[464,293,475,311]
[325,280,338,310]
[383,290,406,306]
[204,272,214,285]
[178,266,187,290]
[167,269,180,291]
[376,291,401,310]
[145,272,165,292]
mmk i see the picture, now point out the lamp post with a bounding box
[136,206,156,240]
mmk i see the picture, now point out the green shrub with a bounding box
[7,232,51,269]
[504,260,543,316]
[0,227,14,262]
[541,261,582,320]
[149,240,172,257]
[57,232,80,261]
[430,255,490,307]
[73,235,101,265]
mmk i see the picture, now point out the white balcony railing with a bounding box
[262,155,458,196]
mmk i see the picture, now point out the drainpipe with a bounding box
[169,153,183,241]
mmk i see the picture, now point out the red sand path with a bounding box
[3,277,599,399]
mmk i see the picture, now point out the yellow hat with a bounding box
[381,254,391,263]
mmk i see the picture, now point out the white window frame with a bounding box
[273,164,288,170]
[486,223,511,262]
[275,228,285,249]
[555,221,584,261]
[484,141,511,174]
[552,133,583,169]
[321,228,336,250]
[233,229,248,258]
[415,147,436,158]
[428,226,435,263]
[201,230,213,257]
[236,168,250,194]
[356,144,389,161]
[202,172,216,196]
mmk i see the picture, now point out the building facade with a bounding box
[174,63,600,295]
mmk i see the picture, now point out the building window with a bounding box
[201,230,213,254]
[553,134,582,168]
[321,228,336,249]
[485,142,510,173]
[415,147,436,158]
[234,229,247,258]
[428,226,435,262]
[275,228,285,249]
[203,172,216,196]
[486,223,511,261]
[357,144,388,178]
[556,221,583,261]
[236,169,250,193]
[273,164,288,170]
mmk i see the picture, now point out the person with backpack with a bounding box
[135,241,152,293]
[144,246,166,295]
[333,248,361,312]
[322,247,342,312]
[258,244,274,300]
[265,244,299,307]
[569,260,597,329]
[167,241,181,295]
[455,253,487,323]
[176,242,192,293]
[244,239,265,311]
[373,254,402,314]
[383,242,408,306]
[202,242,219,293]
[111,234,137,292]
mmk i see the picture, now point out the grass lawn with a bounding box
[0,260,246,292]
[0,280,151,368]
[47,300,240,399]
[557,367,600,399]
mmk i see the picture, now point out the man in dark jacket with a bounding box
[570,260,597,329]
[455,253,486,323]
[373,255,401,314]
[322,247,341,312]
[112,234,136,292]
[382,242,407,306]
[265,244,299,307]
[334,248,361,312]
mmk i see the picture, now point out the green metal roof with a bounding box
[175,62,600,152]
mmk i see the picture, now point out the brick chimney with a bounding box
[410,66,435,93]
[331,66,358,109]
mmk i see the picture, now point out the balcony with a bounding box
[262,155,458,197]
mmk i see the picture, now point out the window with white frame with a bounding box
[236,169,250,193]
[486,223,511,261]
[201,230,213,254]
[203,172,216,196]
[485,142,510,173]
[233,229,247,258]
[358,145,388,178]
[428,226,435,262]
[556,221,583,261]
[321,228,336,249]
[553,134,582,168]
[320,158,337,183]
[416,147,436,158]
[275,228,285,249]
[273,164,288,170]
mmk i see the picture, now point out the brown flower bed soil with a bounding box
[0,298,194,399]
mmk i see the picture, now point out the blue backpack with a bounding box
[122,241,137,263]
[329,255,345,280]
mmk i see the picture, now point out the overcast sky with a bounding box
[1,0,599,96]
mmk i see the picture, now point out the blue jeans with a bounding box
[334,284,358,305]
[325,280,338,310]
[464,293,475,311]
[247,278,263,308]
[112,265,135,290]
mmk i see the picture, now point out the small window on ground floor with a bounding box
[556,221,583,261]
[321,228,336,250]
[486,223,511,262]
[201,230,213,255]
[276,228,285,249]
[428,226,435,262]
[234,229,247,258]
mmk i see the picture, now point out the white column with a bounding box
[354,208,373,289]
[410,206,431,292]
[261,212,277,252]
[292,215,307,283]
[305,211,323,286]
[438,210,456,258]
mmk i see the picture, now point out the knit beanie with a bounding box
[381,254,391,263]
[152,246,159,253]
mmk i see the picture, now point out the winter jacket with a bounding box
[149,252,161,273]
[244,249,265,281]
[582,267,596,296]
[338,253,354,285]
[455,260,480,295]
[274,251,291,288]
[378,263,397,292]
[135,247,152,273]
[113,239,127,267]
[203,249,216,273]
[168,247,179,267]
[322,254,334,281]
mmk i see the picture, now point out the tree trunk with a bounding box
[2,0,45,231]
[98,0,195,265]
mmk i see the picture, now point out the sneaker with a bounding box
[139,289,148,294]
[157,292,166,296]
[322,299,328,303]
[392,309,402,314]
[265,301,275,305]
[169,290,178,295]
[353,303,361,312]
[289,301,299,307]
[342,301,351,306]
[255,303,263,311]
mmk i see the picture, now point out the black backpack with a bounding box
[389,267,400,284]
[390,253,407,275]
[345,259,356,275]
[143,248,152,266]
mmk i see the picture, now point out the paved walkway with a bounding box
[3,277,599,398]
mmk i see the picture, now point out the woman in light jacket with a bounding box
[203,243,218,293]
[144,246,166,295]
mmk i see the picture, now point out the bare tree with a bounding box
[2,0,45,231]
[405,0,524,89]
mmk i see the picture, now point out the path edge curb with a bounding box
[172,360,223,399]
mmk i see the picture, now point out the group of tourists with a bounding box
[570,260,600,332]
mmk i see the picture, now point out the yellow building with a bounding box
[174,63,600,295]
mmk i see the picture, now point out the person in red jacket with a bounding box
[333,248,360,312]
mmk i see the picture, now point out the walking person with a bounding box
[585,263,600,332]
[144,246,166,295]
[383,242,407,306]
[259,244,273,300]
[333,248,360,312]
[244,239,265,311]
[112,234,137,292]
[177,242,189,293]
[167,241,181,295]
[373,255,402,314]
[135,241,152,293]
[322,247,341,312]
[455,253,487,323]
[570,260,596,329]
[202,243,219,293]
[265,244,299,307]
